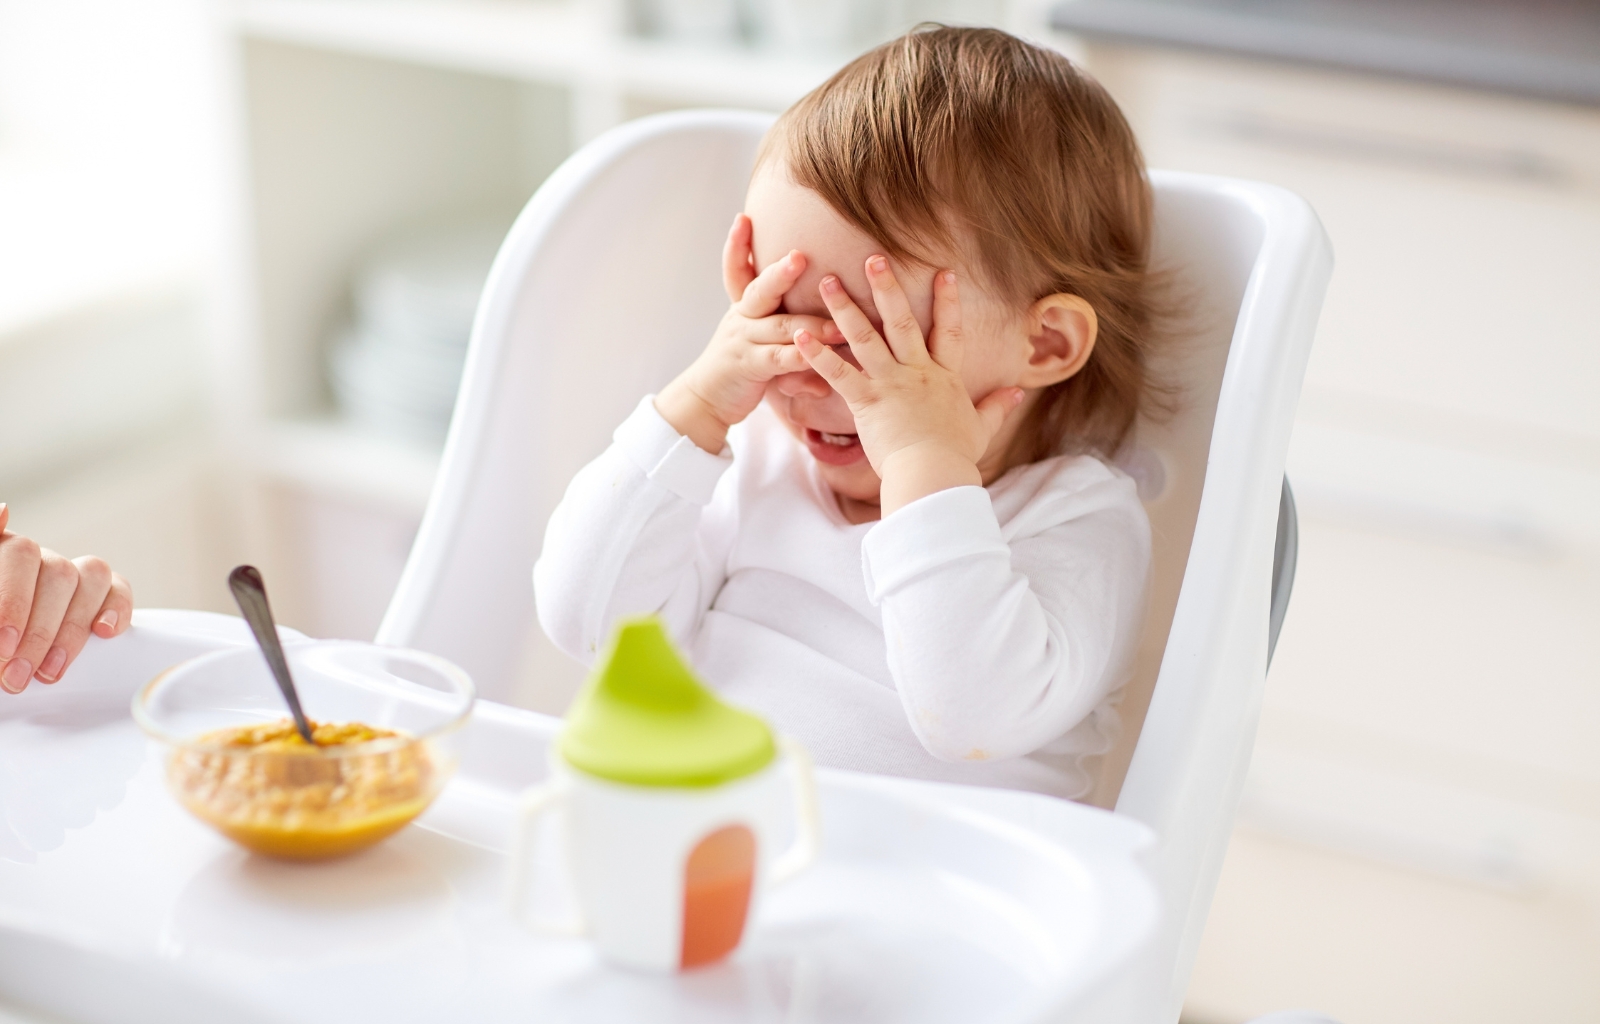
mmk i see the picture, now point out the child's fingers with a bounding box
[736,249,807,318]
[721,214,757,303]
[752,341,812,378]
[744,315,840,347]
[34,557,113,683]
[1,549,76,694]
[794,329,867,400]
[0,502,8,534]
[928,270,964,372]
[91,573,133,640]
[974,387,1027,444]
[818,276,896,376]
[863,256,928,365]
[0,528,41,665]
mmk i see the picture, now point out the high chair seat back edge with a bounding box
[1113,172,1333,1022]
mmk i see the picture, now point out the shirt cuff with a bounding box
[612,395,733,506]
[861,485,1008,602]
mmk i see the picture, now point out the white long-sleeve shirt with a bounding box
[535,397,1151,798]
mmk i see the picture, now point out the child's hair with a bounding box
[762,25,1158,463]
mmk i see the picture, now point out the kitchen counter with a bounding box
[1049,0,1600,105]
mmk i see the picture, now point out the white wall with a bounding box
[0,0,240,614]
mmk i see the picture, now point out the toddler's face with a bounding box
[745,162,1035,512]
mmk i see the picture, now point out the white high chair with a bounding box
[372,110,1335,1023]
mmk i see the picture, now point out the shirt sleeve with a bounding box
[860,477,1149,763]
[534,396,736,663]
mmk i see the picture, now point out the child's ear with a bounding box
[1017,294,1097,388]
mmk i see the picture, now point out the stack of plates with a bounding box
[329,220,508,445]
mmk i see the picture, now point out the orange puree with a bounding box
[680,825,756,968]
[167,719,433,860]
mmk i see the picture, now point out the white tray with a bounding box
[0,613,1157,1024]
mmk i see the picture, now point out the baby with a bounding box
[536,27,1158,799]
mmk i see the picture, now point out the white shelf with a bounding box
[255,418,442,512]
[237,0,843,109]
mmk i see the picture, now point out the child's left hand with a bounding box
[793,256,1025,516]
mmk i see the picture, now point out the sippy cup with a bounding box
[506,617,820,971]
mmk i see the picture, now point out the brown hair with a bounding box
[765,25,1158,463]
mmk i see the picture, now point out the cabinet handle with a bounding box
[1206,109,1571,185]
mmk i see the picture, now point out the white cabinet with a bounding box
[1089,44,1600,439]
[1077,40,1600,1024]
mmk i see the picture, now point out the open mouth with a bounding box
[804,428,866,466]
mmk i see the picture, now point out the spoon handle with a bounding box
[228,565,316,746]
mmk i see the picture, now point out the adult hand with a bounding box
[0,503,133,694]
[794,257,1024,516]
[655,213,842,454]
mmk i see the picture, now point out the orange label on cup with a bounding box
[680,825,756,968]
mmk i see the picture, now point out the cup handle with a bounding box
[768,736,821,886]
[505,777,586,936]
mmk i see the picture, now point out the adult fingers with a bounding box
[864,256,928,365]
[0,529,42,664]
[35,556,114,683]
[818,275,896,376]
[927,270,964,372]
[794,329,868,401]
[722,213,757,303]
[736,249,807,318]
[92,573,134,639]
[2,549,76,694]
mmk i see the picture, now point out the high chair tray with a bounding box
[0,613,1158,1024]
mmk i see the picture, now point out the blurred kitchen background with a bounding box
[1,0,1596,1020]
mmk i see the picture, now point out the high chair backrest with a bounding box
[378,110,1332,1021]
[378,111,767,697]
[1103,175,1330,1020]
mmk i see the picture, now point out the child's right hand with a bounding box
[655,213,841,454]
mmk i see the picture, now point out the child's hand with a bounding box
[655,213,841,454]
[794,257,1025,517]
[0,504,133,694]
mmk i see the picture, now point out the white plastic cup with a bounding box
[506,737,820,971]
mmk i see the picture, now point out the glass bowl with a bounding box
[133,641,475,861]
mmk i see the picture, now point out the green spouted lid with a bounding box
[560,616,775,787]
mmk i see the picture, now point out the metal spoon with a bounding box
[228,565,316,746]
